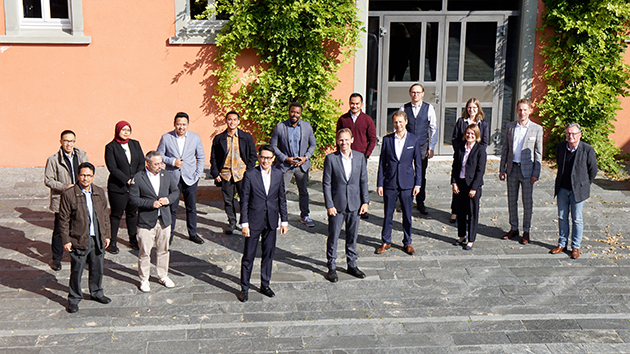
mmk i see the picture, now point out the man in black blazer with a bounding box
[376,111,423,256]
[238,145,288,302]
[210,111,257,235]
[322,128,370,282]
[130,151,180,292]
[550,123,597,259]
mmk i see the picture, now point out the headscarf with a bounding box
[114,120,131,144]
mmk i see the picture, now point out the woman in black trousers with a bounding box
[449,97,489,223]
[451,123,486,250]
[105,121,144,253]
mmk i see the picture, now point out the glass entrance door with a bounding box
[378,14,508,155]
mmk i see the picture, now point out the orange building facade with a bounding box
[0,0,629,167]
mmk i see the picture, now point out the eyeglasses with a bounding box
[259,156,274,161]
[410,91,423,95]
[78,174,94,178]
[565,132,581,136]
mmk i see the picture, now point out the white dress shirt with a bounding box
[512,121,530,163]
[176,134,187,157]
[394,131,408,160]
[146,168,161,215]
[341,151,353,180]
[120,142,131,164]
[459,143,474,179]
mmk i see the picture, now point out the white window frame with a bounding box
[169,0,226,44]
[1,0,90,44]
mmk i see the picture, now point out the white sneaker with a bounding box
[139,280,150,292]
[159,277,175,288]
[301,216,315,227]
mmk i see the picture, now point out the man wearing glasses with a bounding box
[59,163,111,313]
[400,83,438,215]
[44,130,89,271]
[550,123,597,259]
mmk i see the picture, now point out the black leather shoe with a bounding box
[260,286,275,298]
[238,290,248,302]
[347,266,366,279]
[326,269,338,283]
[50,261,62,271]
[66,303,79,313]
[189,235,205,244]
[91,295,111,304]
[418,205,428,215]
[129,240,139,250]
[105,246,119,255]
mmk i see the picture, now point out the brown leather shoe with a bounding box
[376,243,391,254]
[571,248,580,259]
[403,244,415,255]
[520,232,530,244]
[502,230,519,240]
[550,246,564,254]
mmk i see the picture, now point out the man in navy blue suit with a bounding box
[238,145,289,302]
[376,111,423,256]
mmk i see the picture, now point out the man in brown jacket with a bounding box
[59,162,111,313]
[44,130,89,271]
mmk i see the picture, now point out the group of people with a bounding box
[43,83,598,313]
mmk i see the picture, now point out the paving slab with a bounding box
[1,161,630,352]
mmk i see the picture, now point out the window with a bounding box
[169,0,228,45]
[0,0,90,44]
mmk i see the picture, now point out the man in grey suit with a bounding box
[550,123,597,259]
[130,151,181,292]
[499,98,543,244]
[322,128,370,282]
[270,102,317,227]
[157,112,206,245]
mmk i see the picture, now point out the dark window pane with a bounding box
[386,108,399,134]
[443,108,457,146]
[366,17,380,123]
[388,22,420,82]
[448,0,519,11]
[50,0,68,19]
[370,1,442,11]
[424,22,438,81]
[190,0,206,19]
[463,22,496,81]
[446,22,461,82]
[23,0,42,18]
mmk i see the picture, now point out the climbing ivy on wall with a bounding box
[538,0,630,175]
[204,0,362,164]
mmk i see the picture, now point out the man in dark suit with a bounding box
[376,111,423,256]
[399,83,438,215]
[322,128,370,282]
[550,123,597,259]
[130,151,180,293]
[59,162,111,313]
[210,111,258,235]
[238,145,288,302]
[270,102,317,227]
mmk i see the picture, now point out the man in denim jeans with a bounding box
[550,123,597,259]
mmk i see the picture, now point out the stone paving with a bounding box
[1,158,630,353]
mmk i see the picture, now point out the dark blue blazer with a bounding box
[240,166,288,231]
[450,142,487,191]
[452,118,489,152]
[377,132,423,190]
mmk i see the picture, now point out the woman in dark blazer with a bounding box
[104,121,144,253]
[449,97,489,223]
[451,123,487,250]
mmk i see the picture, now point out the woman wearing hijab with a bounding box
[104,121,144,253]
[449,98,489,223]
[451,123,486,250]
